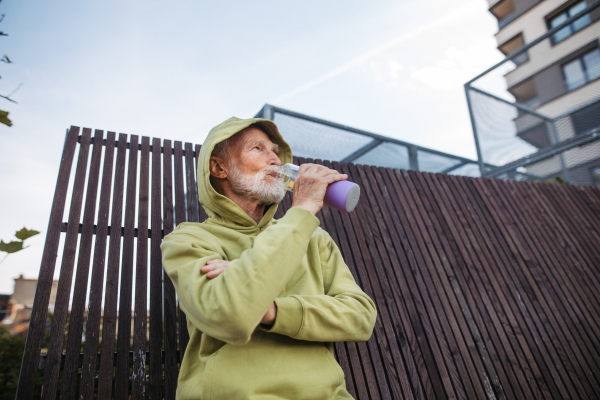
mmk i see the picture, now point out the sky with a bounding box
[0,0,503,293]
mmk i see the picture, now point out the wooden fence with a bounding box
[16,126,600,399]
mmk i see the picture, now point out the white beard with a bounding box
[229,165,285,204]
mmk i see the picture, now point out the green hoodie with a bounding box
[161,117,377,400]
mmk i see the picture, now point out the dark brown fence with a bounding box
[16,126,600,399]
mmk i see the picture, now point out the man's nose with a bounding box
[269,151,282,166]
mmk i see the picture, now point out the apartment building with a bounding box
[487,0,600,184]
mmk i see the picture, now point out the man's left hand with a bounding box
[202,259,230,278]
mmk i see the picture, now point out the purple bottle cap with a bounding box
[323,180,361,213]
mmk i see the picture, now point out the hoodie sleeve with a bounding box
[262,232,377,342]
[161,207,320,346]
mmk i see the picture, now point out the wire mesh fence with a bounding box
[255,105,482,177]
[466,0,600,185]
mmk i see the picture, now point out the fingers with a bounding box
[202,259,230,279]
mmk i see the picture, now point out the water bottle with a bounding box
[278,163,361,213]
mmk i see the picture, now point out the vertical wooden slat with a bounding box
[17,126,80,400]
[173,141,190,358]
[79,131,117,399]
[149,138,163,400]
[132,136,150,399]
[162,140,178,400]
[185,142,200,224]
[97,133,128,399]
[195,144,209,222]
[60,129,104,400]
[116,134,139,400]
[40,128,92,400]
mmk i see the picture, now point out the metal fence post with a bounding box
[408,145,419,171]
[549,119,571,183]
[464,83,486,176]
[263,104,274,121]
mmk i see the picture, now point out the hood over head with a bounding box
[197,116,292,229]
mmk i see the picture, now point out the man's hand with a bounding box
[291,164,347,215]
[202,259,277,326]
[260,302,277,327]
[201,259,230,278]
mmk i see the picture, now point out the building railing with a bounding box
[256,104,485,177]
[465,0,600,185]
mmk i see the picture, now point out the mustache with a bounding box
[261,165,282,177]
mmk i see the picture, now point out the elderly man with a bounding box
[161,116,377,400]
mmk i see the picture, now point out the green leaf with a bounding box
[15,228,40,241]
[0,109,11,126]
[0,240,23,254]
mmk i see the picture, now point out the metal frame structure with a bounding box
[255,104,485,174]
[465,0,600,181]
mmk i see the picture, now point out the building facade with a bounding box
[473,0,600,184]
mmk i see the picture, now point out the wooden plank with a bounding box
[194,144,209,222]
[335,161,398,400]
[317,160,357,399]
[394,169,487,399]
[116,134,139,400]
[488,178,593,399]
[459,176,563,400]
[323,160,382,400]
[40,128,92,400]
[384,168,464,400]
[469,177,577,400]
[162,140,178,400]
[428,173,537,400]
[414,171,520,399]
[149,138,163,400]
[97,133,128,399]
[173,141,190,358]
[352,164,436,400]
[500,179,600,398]
[516,182,600,351]
[80,131,116,399]
[132,136,150,400]
[60,129,104,400]
[185,143,200,224]
[18,126,80,400]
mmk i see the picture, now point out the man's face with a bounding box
[227,127,285,204]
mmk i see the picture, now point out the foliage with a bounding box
[0,3,19,127]
[0,227,40,265]
[0,325,25,399]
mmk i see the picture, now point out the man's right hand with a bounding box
[291,164,347,215]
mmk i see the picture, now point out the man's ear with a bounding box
[209,156,228,179]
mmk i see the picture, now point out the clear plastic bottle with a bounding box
[278,163,360,212]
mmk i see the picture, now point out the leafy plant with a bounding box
[0,2,22,127]
[0,227,40,265]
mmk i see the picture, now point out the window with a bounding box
[572,99,600,135]
[563,48,600,90]
[548,1,591,44]
[499,33,529,66]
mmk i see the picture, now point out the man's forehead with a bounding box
[238,127,276,147]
